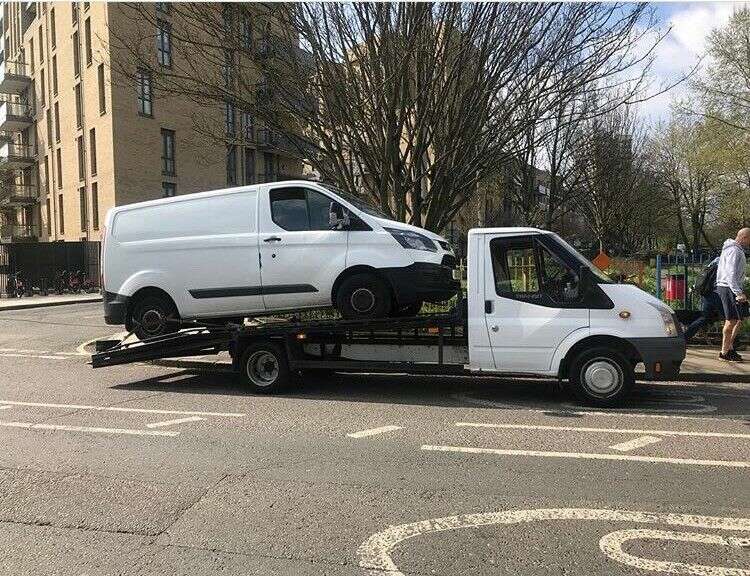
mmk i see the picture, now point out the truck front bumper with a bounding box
[103,291,129,325]
[629,336,686,380]
[381,262,460,306]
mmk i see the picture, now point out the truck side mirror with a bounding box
[328,202,350,230]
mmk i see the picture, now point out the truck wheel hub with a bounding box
[583,359,622,396]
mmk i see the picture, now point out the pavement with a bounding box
[0,302,749,575]
[0,292,101,311]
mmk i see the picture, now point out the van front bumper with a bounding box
[629,336,686,380]
[103,291,129,325]
[382,262,460,306]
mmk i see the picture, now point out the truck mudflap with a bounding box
[628,336,686,381]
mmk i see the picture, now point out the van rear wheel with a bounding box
[569,347,634,407]
[336,273,392,320]
[131,294,179,341]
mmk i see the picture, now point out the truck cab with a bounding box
[467,228,685,403]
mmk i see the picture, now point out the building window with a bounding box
[226,145,237,185]
[77,135,85,181]
[264,152,275,181]
[79,187,87,232]
[74,83,83,128]
[225,101,235,137]
[40,69,46,106]
[162,182,176,197]
[44,155,50,192]
[54,102,60,142]
[242,111,254,141]
[137,69,152,116]
[244,147,255,184]
[84,18,92,66]
[29,38,34,73]
[89,128,97,176]
[73,31,81,77]
[157,20,172,67]
[39,26,44,63]
[156,2,171,14]
[72,3,79,25]
[50,8,56,48]
[222,4,233,31]
[58,193,64,234]
[97,64,106,113]
[161,129,175,175]
[52,55,58,94]
[241,15,252,50]
[46,113,52,148]
[56,149,63,188]
[91,183,99,230]
[46,198,52,235]
[222,50,233,88]
[84,2,90,11]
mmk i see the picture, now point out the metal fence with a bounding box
[0,241,100,295]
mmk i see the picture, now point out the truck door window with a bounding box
[538,243,579,303]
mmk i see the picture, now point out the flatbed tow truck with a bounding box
[91,228,686,408]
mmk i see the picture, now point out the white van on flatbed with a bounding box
[101,181,458,339]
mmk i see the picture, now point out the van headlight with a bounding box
[649,303,678,337]
[385,228,437,252]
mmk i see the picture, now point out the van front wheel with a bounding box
[336,273,392,320]
[131,294,179,341]
[569,347,634,407]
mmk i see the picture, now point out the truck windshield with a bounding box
[320,184,389,219]
[549,234,613,283]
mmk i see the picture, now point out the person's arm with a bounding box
[728,249,747,298]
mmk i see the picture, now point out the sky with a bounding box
[640,2,745,124]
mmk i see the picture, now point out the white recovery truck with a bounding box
[92,227,686,407]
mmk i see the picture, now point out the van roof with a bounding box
[467,227,553,236]
[108,180,318,214]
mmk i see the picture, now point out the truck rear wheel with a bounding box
[239,341,290,393]
[569,347,634,407]
[336,273,392,320]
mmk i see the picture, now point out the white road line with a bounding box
[420,445,750,468]
[0,400,245,418]
[599,528,750,575]
[347,425,403,438]
[455,422,750,440]
[146,416,205,429]
[0,405,10,410]
[52,351,84,356]
[608,435,662,452]
[357,508,750,576]
[0,353,67,360]
[0,420,179,437]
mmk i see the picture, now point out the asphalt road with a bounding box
[0,302,749,575]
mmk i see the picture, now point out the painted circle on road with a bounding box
[357,508,750,576]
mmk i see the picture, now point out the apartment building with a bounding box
[0,1,303,243]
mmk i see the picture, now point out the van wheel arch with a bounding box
[330,265,394,305]
[559,335,641,380]
[126,287,179,334]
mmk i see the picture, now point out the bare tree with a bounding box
[108,2,665,232]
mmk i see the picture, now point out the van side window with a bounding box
[270,187,341,231]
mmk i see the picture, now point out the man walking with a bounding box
[716,228,750,361]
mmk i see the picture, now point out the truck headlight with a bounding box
[649,303,678,337]
[385,228,437,252]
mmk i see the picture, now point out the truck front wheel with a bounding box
[569,347,634,407]
[239,341,290,393]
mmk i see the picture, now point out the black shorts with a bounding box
[717,286,741,321]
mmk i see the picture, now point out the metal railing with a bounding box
[0,183,38,204]
[0,60,29,78]
[0,142,35,160]
[0,100,32,118]
[0,223,36,240]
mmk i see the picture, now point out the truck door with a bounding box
[483,234,589,373]
[258,185,349,310]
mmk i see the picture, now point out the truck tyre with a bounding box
[239,340,290,393]
[336,273,392,320]
[131,294,179,341]
[569,347,634,407]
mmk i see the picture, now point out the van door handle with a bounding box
[264,236,282,243]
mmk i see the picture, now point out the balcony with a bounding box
[0,223,36,242]
[0,142,35,168]
[0,60,32,94]
[0,101,33,131]
[0,183,38,207]
[256,129,299,156]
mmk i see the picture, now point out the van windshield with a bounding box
[320,184,389,219]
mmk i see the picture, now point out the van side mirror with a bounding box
[328,202,350,230]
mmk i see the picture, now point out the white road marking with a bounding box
[146,416,205,429]
[347,425,403,438]
[455,422,750,440]
[0,353,68,360]
[0,420,179,437]
[52,351,84,356]
[358,508,750,576]
[608,435,662,452]
[76,332,130,356]
[599,528,750,575]
[0,400,245,418]
[452,393,731,422]
[0,405,10,410]
[420,445,750,468]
